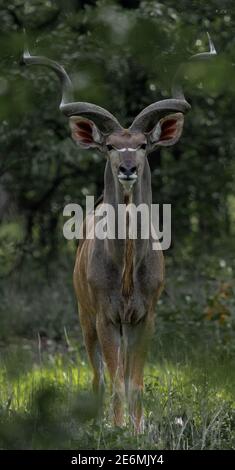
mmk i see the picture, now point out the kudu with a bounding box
[22,34,216,431]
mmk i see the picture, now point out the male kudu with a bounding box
[22,34,216,431]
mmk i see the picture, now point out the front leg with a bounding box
[96,313,125,427]
[122,313,154,433]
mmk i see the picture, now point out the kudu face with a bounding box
[69,113,184,193]
[106,131,146,192]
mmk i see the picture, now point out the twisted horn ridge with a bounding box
[61,102,123,133]
[21,41,122,133]
[130,33,216,132]
[129,99,191,132]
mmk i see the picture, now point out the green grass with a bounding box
[0,338,234,450]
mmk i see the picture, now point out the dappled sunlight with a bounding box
[0,345,234,449]
[0,353,91,412]
[147,362,235,405]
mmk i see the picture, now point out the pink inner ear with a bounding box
[160,119,178,141]
[77,122,92,132]
[75,121,93,143]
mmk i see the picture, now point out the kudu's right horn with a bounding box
[129,33,217,132]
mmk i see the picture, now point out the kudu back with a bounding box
[22,34,216,432]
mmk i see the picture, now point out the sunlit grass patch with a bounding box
[0,351,92,412]
[142,361,235,450]
[0,343,234,449]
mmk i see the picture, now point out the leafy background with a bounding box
[0,0,235,450]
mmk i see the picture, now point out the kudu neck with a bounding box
[102,159,152,267]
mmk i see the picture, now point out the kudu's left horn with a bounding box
[129,33,217,132]
[21,37,122,133]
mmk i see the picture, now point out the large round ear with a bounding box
[69,116,104,149]
[148,113,184,150]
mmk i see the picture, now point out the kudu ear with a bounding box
[148,113,184,149]
[69,116,103,149]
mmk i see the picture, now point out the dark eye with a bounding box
[107,144,114,151]
[140,143,147,150]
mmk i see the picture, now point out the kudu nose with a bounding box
[119,165,137,179]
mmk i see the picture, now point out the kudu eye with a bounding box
[107,144,114,151]
[140,143,147,150]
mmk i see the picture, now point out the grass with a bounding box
[0,336,234,450]
[0,252,235,449]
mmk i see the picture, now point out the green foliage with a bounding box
[0,0,235,450]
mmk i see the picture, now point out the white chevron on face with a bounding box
[116,148,138,152]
